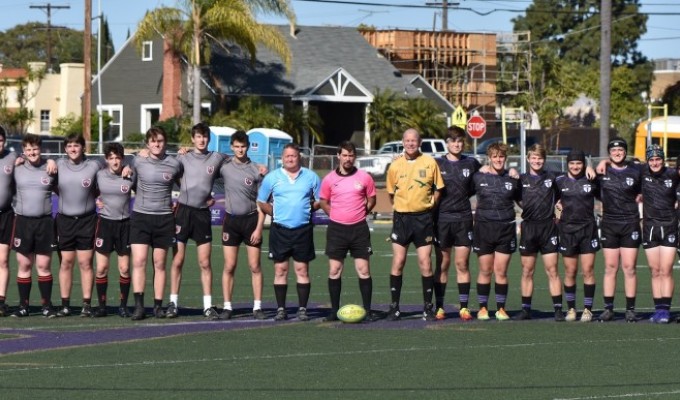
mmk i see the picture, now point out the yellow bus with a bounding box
[634,116,680,162]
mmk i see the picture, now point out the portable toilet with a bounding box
[245,128,293,169]
[208,126,237,154]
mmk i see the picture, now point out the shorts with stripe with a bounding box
[391,211,434,248]
[558,221,600,256]
[56,212,96,251]
[642,222,678,249]
[12,215,56,254]
[130,212,175,249]
[268,223,315,263]
[325,220,372,260]
[94,216,131,255]
[600,220,641,249]
[175,203,212,245]
[472,220,516,255]
[519,219,558,256]
[222,212,261,248]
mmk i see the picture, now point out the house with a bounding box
[91,25,453,150]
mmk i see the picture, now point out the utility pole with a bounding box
[84,0,92,143]
[599,0,612,157]
[30,3,70,72]
[425,1,459,31]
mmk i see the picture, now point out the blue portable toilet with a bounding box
[245,128,293,170]
[208,126,237,154]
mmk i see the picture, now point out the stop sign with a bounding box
[467,115,487,139]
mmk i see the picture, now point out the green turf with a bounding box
[0,225,677,400]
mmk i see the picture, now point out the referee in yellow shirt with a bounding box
[386,128,445,321]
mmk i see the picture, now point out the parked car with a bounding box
[356,138,447,178]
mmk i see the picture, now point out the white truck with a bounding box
[355,138,447,178]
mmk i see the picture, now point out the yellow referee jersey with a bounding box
[386,153,444,213]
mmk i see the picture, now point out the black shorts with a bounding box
[12,215,56,254]
[268,223,315,263]
[130,212,175,249]
[56,212,96,251]
[94,217,131,255]
[435,219,473,248]
[222,212,260,248]
[325,220,372,260]
[473,220,516,255]
[558,222,600,256]
[391,211,434,248]
[642,222,678,249]
[519,219,558,256]
[600,220,641,249]
[175,204,212,245]
[0,208,14,245]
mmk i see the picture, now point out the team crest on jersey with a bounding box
[504,182,513,190]
[354,181,364,190]
[625,177,634,186]
[583,184,592,193]
[462,168,470,177]
[591,239,598,248]
[3,165,11,174]
[551,236,558,245]
[207,166,215,174]
[95,238,103,248]
[175,225,181,234]
[544,180,552,188]
[223,232,229,241]
[82,179,92,188]
[120,185,130,193]
[244,177,253,186]
[163,173,173,181]
[419,169,426,178]
[665,179,673,188]
[668,235,676,244]
[41,176,50,185]
[13,238,20,247]
[631,231,639,240]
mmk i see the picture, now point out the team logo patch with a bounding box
[162,173,173,181]
[668,235,676,244]
[551,236,558,245]
[631,231,639,240]
[591,239,598,248]
[419,169,426,178]
[391,233,398,241]
[510,239,516,251]
[544,180,552,188]
[3,165,11,174]
[222,232,229,242]
[462,168,470,178]
[82,178,92,188]
[625,177,634,186]
[41,176,51,185]
[354,181,364,190]
[583,184,592,193]
[120,185,130,193]
[244,177,253,186]
[468,231,473,240]
[175,225,181,234]
[95,238,103,248]
[425,236,433,243]
[505,182,513,191]
[665,179,673,188]
[207,166,215,174]
[13,238,20,247]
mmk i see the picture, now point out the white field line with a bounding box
[554,389,680,399]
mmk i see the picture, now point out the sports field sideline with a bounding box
[0,225,679,400]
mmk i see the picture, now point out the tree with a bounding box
[135,0,295,124]
[0,65,45,135]
[661,82,680,116]
[509,0,653,137]
[0,22,86,72]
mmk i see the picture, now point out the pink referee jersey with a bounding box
[320,169,377,225]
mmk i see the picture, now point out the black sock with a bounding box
[626,296,635,311]
[477,283,490,309]
[328,278,341,312]
[17,277,32,307]
[584,284,595,310]
[654,297,661,310]
[564,284,576,309]
[662,297,672,310]
[552,295,563,311]
[603,296,614,310]
[495,283,508,309]
[521,296,532,311]
[359,277,372,311]
[61,297,70,308]
[274,284,287,309]
[154,298,162,308]
[389,274,403,305]
[297,283,311,308]
[120,276,131,306]
[96,276,108,306]
[422,275,434,304]
[434,281,447,309]
[458,282,471,309]
[134,292,144,308]
[38,275,53,307]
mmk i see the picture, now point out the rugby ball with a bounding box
[337,304,366,323]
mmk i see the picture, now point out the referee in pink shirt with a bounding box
[319,141,378,322]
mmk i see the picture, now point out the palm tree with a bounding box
[135,0,295,123]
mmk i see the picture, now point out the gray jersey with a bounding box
[176,151,227,208]
[13,160,55,217]
[220,158,261,215]
[0,150,17,210]
[132,154,182,214]
[56,158,101,216]
[97,168,134,220]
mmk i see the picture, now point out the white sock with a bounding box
[253,300,262,311]
[203,295,212,311]
[170,294,178,306]
[223,301,232,311]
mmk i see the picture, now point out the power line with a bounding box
[30,3,71,72]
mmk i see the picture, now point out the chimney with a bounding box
[159,37,182,121]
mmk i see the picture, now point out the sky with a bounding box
[0,0,678,61]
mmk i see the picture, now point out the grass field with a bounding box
[0,224,679,400]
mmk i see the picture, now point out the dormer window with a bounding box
[142,41,153,61]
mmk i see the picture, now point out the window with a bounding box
[140,104,162,132]
[142,41,153,61]
[97,105,123,141]
[40,110,50,133]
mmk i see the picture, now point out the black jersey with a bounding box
[597,164,641,224]
[472,171,520,222]
[519,170,557,222]
[555,174,598,226]
[642,165,679,225]
[436,155,481,222]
